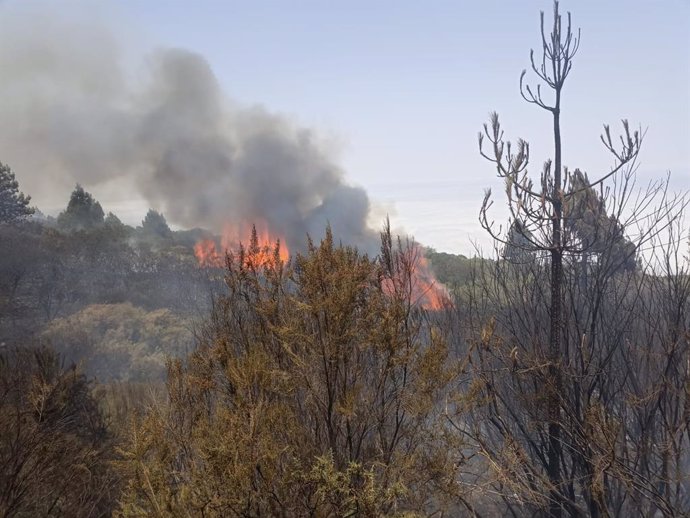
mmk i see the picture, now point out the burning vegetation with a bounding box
[193,219,449,310]
[403,252,451,310]
[194,220,290,269]
[380,237,451,311]
[0,1,689,517]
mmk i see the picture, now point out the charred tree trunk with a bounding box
[548,90,564,518]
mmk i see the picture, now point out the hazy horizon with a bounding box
[1,0,688,255]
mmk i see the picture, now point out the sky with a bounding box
[1,0,688,255]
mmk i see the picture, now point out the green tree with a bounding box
[503,218,536,265]
[57,184,104,231]
[42,303,192,381]
[104,211,124,228]
[0,162,34,224]
[141,209,171,239]
[0,224,44,341]
[564,169,636,272]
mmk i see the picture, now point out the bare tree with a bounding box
[474,2,687,516]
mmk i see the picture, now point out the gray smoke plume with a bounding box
[0,3,378,252]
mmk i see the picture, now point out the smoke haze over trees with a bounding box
[0,5,378,254]
[0,1,689,517]
[57,185,105,231]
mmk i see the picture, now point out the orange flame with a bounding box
[412,254,451,310]
[382,244,450,311]
[194,239,222,267]
[195,223,447,310]
[194,220,289,269]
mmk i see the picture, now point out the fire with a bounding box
[382,244,451,311]
[194,239,222,267]
[194,220,289,269]
[412,254,451,310]
[195,222,447,310]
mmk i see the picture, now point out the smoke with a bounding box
[0,3,378,252]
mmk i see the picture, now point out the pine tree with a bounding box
[57,184,104,231]
[141,209,171,238]
[564,169,636,271]
[503,218,536,265]
[0,162,34,224]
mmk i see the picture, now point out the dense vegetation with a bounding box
[1,2,689,517]
[0,184,217,380]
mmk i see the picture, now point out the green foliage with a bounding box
[104,212,132,236]
[57,184,105,231]
[564,169,637,271]
[0,222,48,336]
[42,303,192,381]
[424,248,490,303]
[503,219,536,264]
[424,248,471,286]
[0,214,209,347]
[0,162,34,224]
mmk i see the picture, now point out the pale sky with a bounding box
[3,0,689,255]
